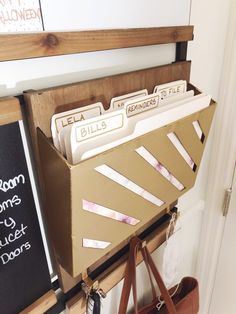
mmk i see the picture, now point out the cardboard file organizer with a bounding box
[23,26,216,286]
[25,72,216,279]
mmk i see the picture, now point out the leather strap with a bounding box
[119,239,139,314]
[118,237,177,314]
[144,245,177,313]
[131,241,157,312]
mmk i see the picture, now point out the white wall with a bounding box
[40,0,190,30]
[0,44,176,97]
[187,1,231,313]
[0,0,190,96]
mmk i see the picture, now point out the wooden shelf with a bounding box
[0,26,193,61]
[19,290,57,314]
[0,97,22,126]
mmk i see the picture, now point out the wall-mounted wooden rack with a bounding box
[0,25,216,313]
[0,26,193,61]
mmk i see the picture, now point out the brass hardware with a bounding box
[222,188,232,217]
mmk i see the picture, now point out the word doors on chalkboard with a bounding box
[0,98,52,314]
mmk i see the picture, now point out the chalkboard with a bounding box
[0,110,51,313]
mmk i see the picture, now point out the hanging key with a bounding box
[96,287,106,299]
[87,289,101,314]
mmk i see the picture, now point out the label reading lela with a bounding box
[125,94,159,118]
[51,102,103,150]
[55,105,102,134]
[76,113,124,142]
[0,173,31,266]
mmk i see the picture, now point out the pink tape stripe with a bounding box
[82,238,111,249]
[95,164,164,207]
[82,199,140,225]
[136,146,184,191]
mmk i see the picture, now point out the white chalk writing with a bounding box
[0,194,21,214]
[0,241,31,265]
[0,222,27,249]
[0,172,31,265]
[0,174,25,193]
[0,216,16,229]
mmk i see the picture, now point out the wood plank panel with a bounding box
[19,290,57,314]
[0,26,193,61]
[0,97,22,126]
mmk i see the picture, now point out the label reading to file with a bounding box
[125,94,159,117]
[76,113,125,142]
[154,82,186,100]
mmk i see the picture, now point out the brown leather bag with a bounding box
[118,237,199,314]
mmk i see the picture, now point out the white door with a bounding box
[195,3,236,312]
[209,165,236,314]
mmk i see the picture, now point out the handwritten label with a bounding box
[0,0,43,32]
[125,94,159,117]
[0,174,31,266]
[154,82,186,100]
[55,105,102,134]
[76,113,124,142]
[111,89,148,110]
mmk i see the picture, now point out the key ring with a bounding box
[156,283,180,311]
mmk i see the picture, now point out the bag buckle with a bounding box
[156,297,164,311]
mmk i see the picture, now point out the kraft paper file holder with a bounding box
[21,25,216,291]
[35,84,216,279]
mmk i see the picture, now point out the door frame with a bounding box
[195,6,236,313]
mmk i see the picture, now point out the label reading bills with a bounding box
[125,93,159,118]
[75,112,125,142]
[51,102,103,150]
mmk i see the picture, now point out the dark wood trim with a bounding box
[175,41,188,62]
[0,26,193,61]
